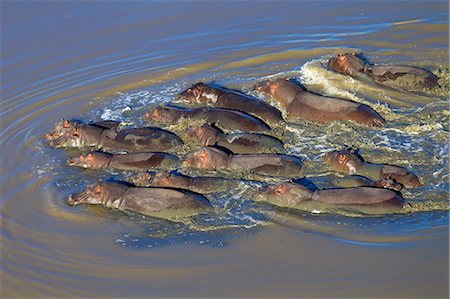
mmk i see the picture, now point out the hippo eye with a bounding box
[72,127,79,137]
[95,185,102,195]
[152,109,159,119]
[338,154,348,164]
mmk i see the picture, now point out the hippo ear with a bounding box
[338,154,348,165]
[79,155,85,161]
[72,127,79,137]
[274,184,287,195]
[63,120,70,128]
[152,109,159,119]
[199,148,209,161]
[349,148,355,154]
[95,184,103,195]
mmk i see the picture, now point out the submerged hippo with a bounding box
[328,52,438,91]
[184,124,284,154]
[45,120,183,152]
[130,171,237,194]
[333,175,402,192]
[324,148,422,188]
[67,151,179,171]
[68,180,212,219]
[182,147,302,177]
[177,82,284,124]
[255,78,385,127]
[144,105,271,133]
[252,182,404,214]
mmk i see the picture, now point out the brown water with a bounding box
[1,1,449,298]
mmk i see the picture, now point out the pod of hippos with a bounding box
[46,52,434,220]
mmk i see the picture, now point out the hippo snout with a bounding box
[67,194,76,206]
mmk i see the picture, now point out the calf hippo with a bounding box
[130,171,237,194]
[324,148,422,188]
[184,124,284,154]
[255,78,385,127]
[68,180,212,220]
[144,105,271,133]
[333,175,402,192]
[182,147,302,177]
[45,120,183,152]
[328,52,438,91]
[252,182,404,214]
[67,151,179,171]
[177,82,284,124]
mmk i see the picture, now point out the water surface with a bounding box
[1,1,449,298]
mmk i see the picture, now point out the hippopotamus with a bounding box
[254,78,385,127]
[252,182,404,214]
[184,124,284,154]
[324,148,422,188]
[130,171,237,194]
[177,82,284,124]
[68,180,212,219]
[144,105,271,133]
[328,52,438,91]
[181,147,302,177]
[332,175,402,192]
[45,120,183,152]
[67,151,179,171]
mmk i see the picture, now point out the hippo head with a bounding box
[66,151,112,169]
[323,148,364,174]
[252,183,312,208]
[129,172,156,186]
[185,124,220,146]
[45,120,81,148]
[328,53,366,75]
[254,79,282,96]
[68,180,106,206]
[177,83,221,104]
[373,178,403,192]
[144,106,182,123]
[182,147,229,169]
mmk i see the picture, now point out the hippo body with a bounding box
[68,181,211,219]
[328,53,438,91]
[177,82,284,124]
[130,171,236,194]
[46,120,183,152]
[252,182,403,214]
[255,79,385,127]
[333,175,402,191]
[324,149,422,188]
[67,151,179,171]
[145,105,271,133]
[182,147,302,177]
[185,124,284,154]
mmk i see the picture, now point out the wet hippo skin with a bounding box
[324,148,422,188]
[45,120,183,152]
[68,180,212,219]
[177,82,284,124]
[145,105,271,133]
[67,151,179,171]
[328,52,438,91]
[255,78,385,127]
[181,146,302,177]
[184,124,284,154]
[252,182,404,214]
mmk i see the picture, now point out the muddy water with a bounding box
[1,1,449,298]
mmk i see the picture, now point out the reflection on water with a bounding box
[1,1,449,298]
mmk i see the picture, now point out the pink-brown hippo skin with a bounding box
[181,147,302,178]
[45,120,183,152]
[332,175,403,192]
[252,182,404,215]
[67,151,179,171]
[144,105,271,133]
[67,180,212,219]
[130,171,236,194]
[184,124,284,154]
[324,148,422,189]
[255,78,385,127]
[328,52,438,91]
[177,82,284,124]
